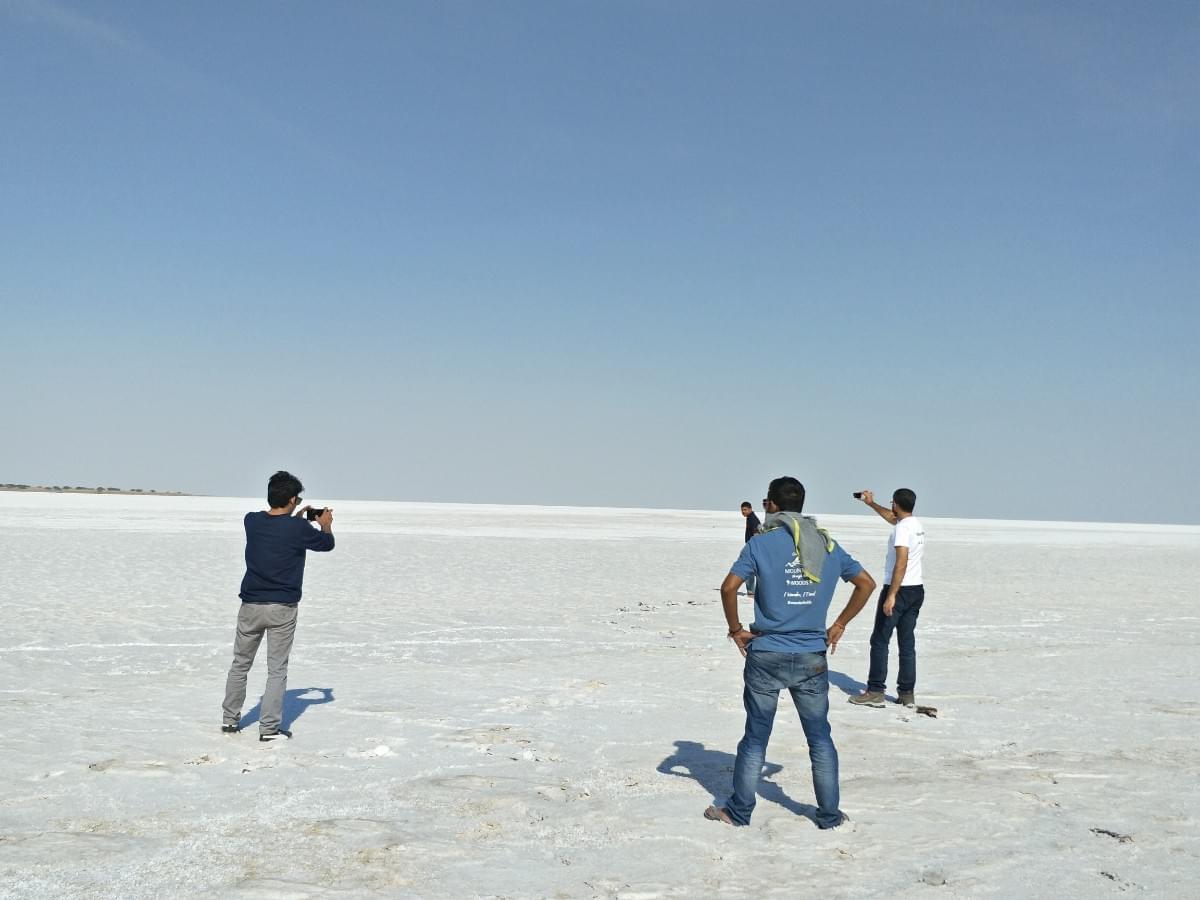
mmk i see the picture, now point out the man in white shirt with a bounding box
[849,488,926,708]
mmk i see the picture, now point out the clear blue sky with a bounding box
[2,1,1196,524]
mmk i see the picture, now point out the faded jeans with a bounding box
[725,649,842,828]
[867,585,925,694]
[221,602,298,734]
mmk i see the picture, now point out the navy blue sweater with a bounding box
[744,512,761,543]
[239,511,335,604]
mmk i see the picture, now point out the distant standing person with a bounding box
[707,477,876,829]
[221,471,335,740]
[849,488,925,709]
[739,501,761,598]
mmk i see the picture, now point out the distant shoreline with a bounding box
[0,484,190,496]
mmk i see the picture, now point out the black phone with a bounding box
[305,507,326,521]
[852,492,863,499]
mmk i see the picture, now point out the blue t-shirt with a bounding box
[730,528,863,653]
[239,511,335,604]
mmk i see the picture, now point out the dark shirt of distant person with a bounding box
[740,501,761,542]
[739,501,762,598]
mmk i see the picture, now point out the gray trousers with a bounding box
[222,602,298,734]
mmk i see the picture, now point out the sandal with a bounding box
[704,805,736,826]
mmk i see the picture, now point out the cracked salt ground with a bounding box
[0,493,1198,897]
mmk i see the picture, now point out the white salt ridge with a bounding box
[0,493,1197,898]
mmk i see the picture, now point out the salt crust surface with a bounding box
[1,493,1197,898]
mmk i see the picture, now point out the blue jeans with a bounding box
[867,584,925,693]
[725,649,842,828]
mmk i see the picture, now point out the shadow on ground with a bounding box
[657,740,819,825]
[828,669,867,698]
[240,687,334,731]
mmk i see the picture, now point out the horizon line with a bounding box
[3,487,1197,530]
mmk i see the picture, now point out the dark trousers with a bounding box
[867,584,925,694]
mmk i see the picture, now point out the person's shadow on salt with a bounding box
[240,687,335,732]
[827,669,867,698]
[657,740,819,825]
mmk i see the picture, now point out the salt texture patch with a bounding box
[0,492,1197,898]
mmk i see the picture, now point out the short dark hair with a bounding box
[893,488,916,513]
[767,476,806,513]
[267,470,304,508]
[740,501,752,510]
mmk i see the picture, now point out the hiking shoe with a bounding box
[221,723,241,734]
[897,692,916,707]
[848,691,885,707]
[259,730,293,742]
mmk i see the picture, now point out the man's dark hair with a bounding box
[740,501,752,510]
[267,471,304,509]
[767,476,806,513]
[893,488,916,513]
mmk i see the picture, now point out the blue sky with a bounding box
[1,1,1196,523]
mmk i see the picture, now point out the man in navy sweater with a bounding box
[221,471,335,740]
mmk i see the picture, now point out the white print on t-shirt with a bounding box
[783,557,817,605]
[884,516,925,586]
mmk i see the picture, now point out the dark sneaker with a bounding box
[221,723,241,734]
[848,691,885,707]
[259,730,293,742]
[897,692,916,707]
[819,812,850,830]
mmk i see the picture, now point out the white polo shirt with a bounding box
[884,515,925,586]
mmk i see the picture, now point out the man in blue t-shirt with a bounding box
[221,471,335,741]
[705,476,876,829]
